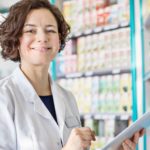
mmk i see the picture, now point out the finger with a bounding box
[133,132,140,144]
[80,129,95,138]
[140,128,145,137]
[77,136,92,149]
[82,140,92,148]
[79,127,96,141]
[82,132,96,141]
[80,133,94,141]
[92,131,96,140]
[125,139,136,149]
[80,127,91,131]
[122,142,129,150]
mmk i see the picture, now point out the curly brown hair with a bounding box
[0,0,70,62]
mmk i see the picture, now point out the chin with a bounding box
[32,61,50,66]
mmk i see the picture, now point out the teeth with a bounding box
[31,47,49,52]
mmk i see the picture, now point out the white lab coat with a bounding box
[0,67,81,150]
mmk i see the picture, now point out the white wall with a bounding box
[0,0,20,8]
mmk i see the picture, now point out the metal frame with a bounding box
[49,0,57,80]
[139,0,147,149]
[50,0,56,4]
[130,0,139,148]
[130,0,138,121]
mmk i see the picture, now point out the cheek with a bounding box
[19,36,32,49]
[52,36,60,50]
[19,37,33,60]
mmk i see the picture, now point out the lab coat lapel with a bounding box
[34,95,54,120]
[28,86,60,130]
[51,81,66,140]
[13,67,60,128]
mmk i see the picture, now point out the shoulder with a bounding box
[55,82,79,113]
[55,82,76,104]
[53,81,81,122]
[53,81,78,109]
[54,81,75,100]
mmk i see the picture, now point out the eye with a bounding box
[47,29,57,33]
[24,29,36,33]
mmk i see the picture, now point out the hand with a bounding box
[62,127,96,150]
[120,128,145,150]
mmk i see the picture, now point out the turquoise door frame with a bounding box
[0,8,8,13]
[139,0,146,117]
[49,0,57,80]
[130,0,139,149]
[130,0,138,121]
[139,0,147,149]
[50,0,56,4]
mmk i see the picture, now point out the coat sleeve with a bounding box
[0,90,16,150]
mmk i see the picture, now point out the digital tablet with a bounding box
[101,111,150,150]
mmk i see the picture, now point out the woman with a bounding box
[0,0,144,150]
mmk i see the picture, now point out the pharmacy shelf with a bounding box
[70,23,129,39]
[57,68,131,79]
[80,113,131,121]
[144,71,150,81]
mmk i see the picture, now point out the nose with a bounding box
[37,30,48,43]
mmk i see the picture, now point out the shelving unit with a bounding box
[54,0,136,149]
[70,24,130,39]
[80,112,131,123]
[57,68,130,79]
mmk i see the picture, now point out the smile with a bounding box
[31,47,51,52]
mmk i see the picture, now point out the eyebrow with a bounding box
[24,24,57,28]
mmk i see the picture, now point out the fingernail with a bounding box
[125,140,129,144]
[122,142,126,147]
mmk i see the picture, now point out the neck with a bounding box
[20,63,51,96]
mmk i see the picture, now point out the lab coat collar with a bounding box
[12,66,66,139]
[51,80,66,139]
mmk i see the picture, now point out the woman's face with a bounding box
[19,8,60,66]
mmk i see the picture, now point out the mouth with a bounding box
[31,47,52,52]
